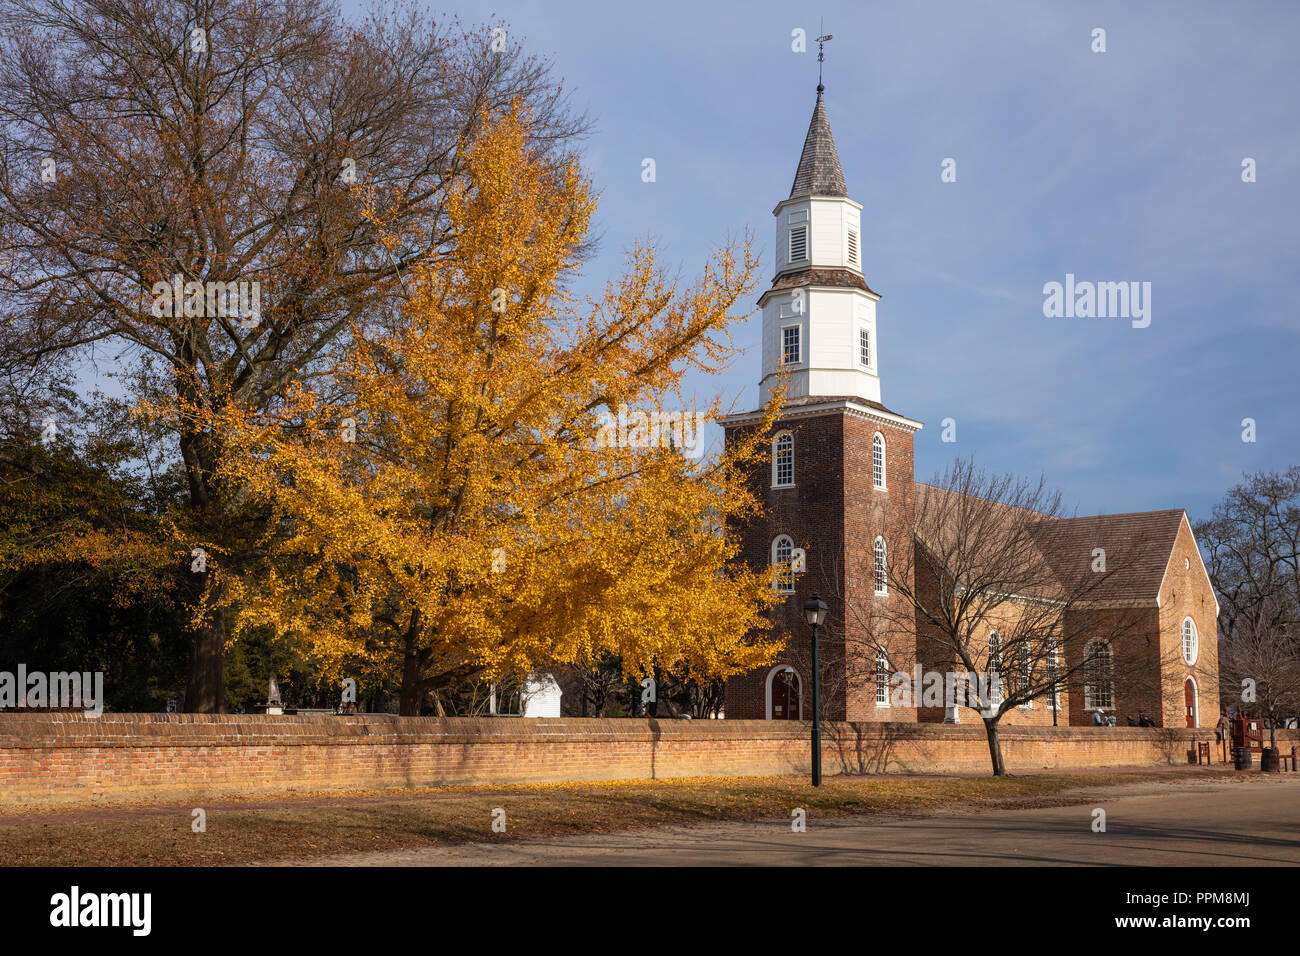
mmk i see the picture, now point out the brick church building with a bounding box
[721,85,1219,729]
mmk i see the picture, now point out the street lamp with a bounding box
[803,591,829,787]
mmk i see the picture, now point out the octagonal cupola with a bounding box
[760,85,882,404]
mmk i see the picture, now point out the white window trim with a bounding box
[1181,616,1199,665]
[988,631,1004,709]
[780,324,802,366]
[772,431,794,488]
[872,432,887,490]
[771,535,795,594]
[875,648,891,708]
[858,327,871,368]
[1083,641,1115,711]
[765,665,802,720]
[1018,642,1033,709]
[873,536,888,595]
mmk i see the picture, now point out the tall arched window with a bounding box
[988,631,1003,707]
[873,536,887,594]
[772,431,794,488]
[1046,639,1061,709]
[1181,617,1198,665]
[772,535,795,594]
[1019,640,1034,708]
[875,647,891,706]
[872,433,886,489]
[1084,641,1114,711]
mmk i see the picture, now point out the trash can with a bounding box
[1261,747,1280,772]
[1233,747,1253,770]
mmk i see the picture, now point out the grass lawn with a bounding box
[0,768,1239,866]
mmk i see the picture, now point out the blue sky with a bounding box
[352,0,1300,521]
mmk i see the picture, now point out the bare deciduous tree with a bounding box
[0,0,587,710]
[1198,468,1300,746]
[840,459,1152,775]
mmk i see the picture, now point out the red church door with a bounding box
[1184,678,1196,728]
[773,670,801,720]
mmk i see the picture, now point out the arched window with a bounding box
[873,536,887,594]
[772,431,794,488]
[1046,640,1061,709]
[875,647,891,707]
[772,535,795,594]
[988,631,1003,708]
[1018,640,1033,708]
[872,433,886,489]
[1084,641,1114,711]
[1181,617,1198,665]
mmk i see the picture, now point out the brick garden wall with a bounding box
[3,714,1296,808]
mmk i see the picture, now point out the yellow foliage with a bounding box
[216,104,787,699]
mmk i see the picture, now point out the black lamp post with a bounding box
[803,591,829,787]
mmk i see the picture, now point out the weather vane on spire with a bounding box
[816,19,833,92]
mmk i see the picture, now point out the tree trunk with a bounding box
[179,411,229,714]
[184,605,228,713]
[982,716,1007,776]
[399,645,424,716]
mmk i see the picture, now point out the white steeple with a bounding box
[759,85,882,405]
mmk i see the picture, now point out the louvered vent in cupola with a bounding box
[847,229,859,266]
[789,226,807,263]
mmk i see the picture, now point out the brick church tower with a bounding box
[722,84,923,721]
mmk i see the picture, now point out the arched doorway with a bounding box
[1184,676,1198,728]
[767,666,802,720]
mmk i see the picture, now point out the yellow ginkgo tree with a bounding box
[217,105,785,714]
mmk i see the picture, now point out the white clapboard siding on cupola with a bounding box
[759,87,883,406]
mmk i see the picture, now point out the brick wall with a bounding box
[3,713,1293,808]
[1160,517,1221,727]
[724,412,848,720]
[723,406,919,721]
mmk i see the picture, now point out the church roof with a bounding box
[914,483,1187,605]
[789,88,848,199]
[1034,509,1187,603]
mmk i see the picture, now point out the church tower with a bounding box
[722,83,922,723]
[760,83,882,405]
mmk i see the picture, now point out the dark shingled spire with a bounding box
[788,86,847,199]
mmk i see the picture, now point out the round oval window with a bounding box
[1181,618,1198,665]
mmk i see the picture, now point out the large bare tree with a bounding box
[836,459,1154,775]
[1197,467,1300,746]
[0,0,586,710]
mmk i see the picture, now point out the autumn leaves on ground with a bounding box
[0,769,1237,866]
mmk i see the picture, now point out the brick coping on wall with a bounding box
[0,712,1257,745]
